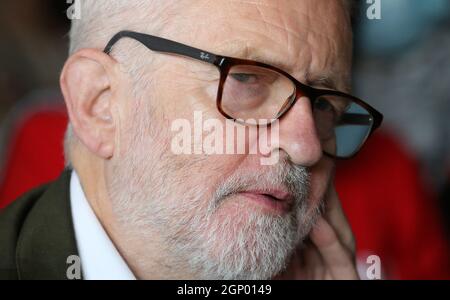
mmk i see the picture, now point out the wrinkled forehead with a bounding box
[159,0,351,46]
[149,0,352,89]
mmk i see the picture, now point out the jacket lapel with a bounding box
[15,170,81,279]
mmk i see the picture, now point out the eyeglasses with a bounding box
[104,31,383,159]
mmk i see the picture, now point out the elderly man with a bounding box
[0,0,382,280]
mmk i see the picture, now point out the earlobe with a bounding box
[60,48,117,159]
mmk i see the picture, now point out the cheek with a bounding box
[157,66,221,121]
[308,157,334,209]
[171,153,246,197]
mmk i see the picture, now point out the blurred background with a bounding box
[0,0,449,279]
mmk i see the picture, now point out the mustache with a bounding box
[210,159,311,213]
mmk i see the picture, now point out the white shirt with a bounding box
[70,171,136,280]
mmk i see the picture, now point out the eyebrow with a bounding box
[254,54,348,92]
[305,74,341,91]
[215,43,289,68]
[216,43,347,92]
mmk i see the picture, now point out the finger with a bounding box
[323,183,356,253]
[310,216,359,279]
[275,239,326,280]
[300,240,326,279]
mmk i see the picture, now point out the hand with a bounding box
[275,184,359,280]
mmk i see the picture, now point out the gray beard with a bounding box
[109,153,323,280]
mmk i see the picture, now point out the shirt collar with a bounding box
[70,171,136,280]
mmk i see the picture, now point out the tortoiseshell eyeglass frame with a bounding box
[104,30,383,159]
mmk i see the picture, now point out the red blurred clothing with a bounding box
[336,131,450,279]
[1,105,449,279]
[0,106,66,206]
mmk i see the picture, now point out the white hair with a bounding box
[69,0,170,54]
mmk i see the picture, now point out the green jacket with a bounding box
[0,170,80,279]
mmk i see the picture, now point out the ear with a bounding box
[60,48,117,159]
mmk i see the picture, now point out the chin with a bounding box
[185,203,304,280]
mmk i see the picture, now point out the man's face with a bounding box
[106,0,352,279]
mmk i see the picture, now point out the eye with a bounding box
[230,73,258,84]
[314,97,335,113]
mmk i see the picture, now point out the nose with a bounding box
[275,96,323,166]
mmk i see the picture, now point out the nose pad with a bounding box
[275,92,297,119]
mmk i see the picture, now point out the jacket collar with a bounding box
[16,170,81,279]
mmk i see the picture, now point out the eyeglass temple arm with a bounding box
[338,113,373,126]
[104,30,224,66]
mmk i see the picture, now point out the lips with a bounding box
[237,189,294,214]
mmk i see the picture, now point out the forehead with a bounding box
[154,0,353,90]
